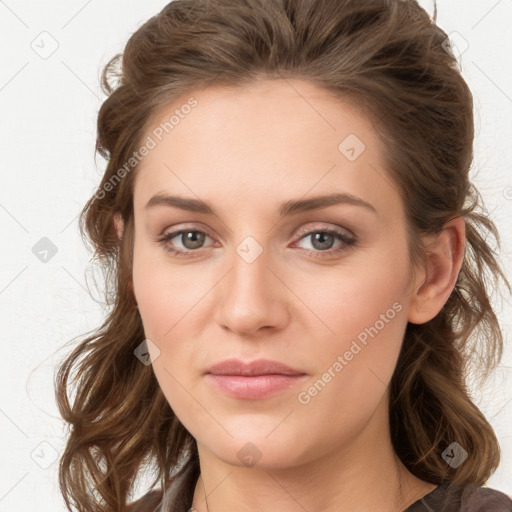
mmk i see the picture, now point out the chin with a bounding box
[196,422,307,469]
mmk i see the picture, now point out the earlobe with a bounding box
[114,213,124,241]
[408,216,466,324]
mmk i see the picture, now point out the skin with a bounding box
[118,78,465,511]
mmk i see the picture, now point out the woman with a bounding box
[55,0,512,511]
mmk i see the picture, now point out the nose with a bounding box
[214,244,291,336]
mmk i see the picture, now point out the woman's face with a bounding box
[131,79,420,468]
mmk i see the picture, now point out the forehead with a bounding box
[132,78,402,220]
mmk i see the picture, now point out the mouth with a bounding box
[205,359,307,400]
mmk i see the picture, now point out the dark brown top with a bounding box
[128,483,512,511]
[403,483,512,512]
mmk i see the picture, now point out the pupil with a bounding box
[183,231,205,249]
[312,232,334,250]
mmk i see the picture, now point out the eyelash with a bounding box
[156,225,357,259]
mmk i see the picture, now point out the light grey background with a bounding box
[1,0,511,510]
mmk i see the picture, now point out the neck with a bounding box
[190,396,435,512]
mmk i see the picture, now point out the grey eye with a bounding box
[308,232,336,251]
[179,231,207,249]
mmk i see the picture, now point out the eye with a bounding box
[156,225,357,258]
[293,226,357,257]
[157,229,214,256]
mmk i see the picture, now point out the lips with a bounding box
[205,359,307,400]
[206,358,304,377]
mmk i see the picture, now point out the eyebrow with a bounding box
[144,192,378,217]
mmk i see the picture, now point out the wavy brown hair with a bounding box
[55,0,510,510]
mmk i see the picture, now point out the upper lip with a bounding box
[206,359,305,376]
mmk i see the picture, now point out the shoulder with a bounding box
[406,483,512,512]
[126,489,163,512]
[460,485,512,512]
[127,458,199,512]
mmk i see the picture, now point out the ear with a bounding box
[114,212,124,241]
[408,216,466,324]
[113,212,136,303]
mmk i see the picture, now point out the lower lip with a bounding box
[206,374,306,399]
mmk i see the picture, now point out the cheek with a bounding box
[289,286,408,456]
[132,241,214,341]
[298,243,410,349]
[131,247,209,431]
[292,241,411,403]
